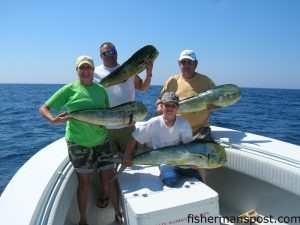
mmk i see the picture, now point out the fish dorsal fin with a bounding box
[179,94,198,103]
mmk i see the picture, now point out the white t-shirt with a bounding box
[133,115,193,150]
[94,64,136,129]
[94,64,135,107]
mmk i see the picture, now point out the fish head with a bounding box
[207,143,227,168]
[132,101,148,122]
[132,45,159,63]
[217,84,241,106]
[145,45,159,62]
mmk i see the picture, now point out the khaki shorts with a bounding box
[108,126,136,154]
[67,139,114,173]
[193,127,212,141]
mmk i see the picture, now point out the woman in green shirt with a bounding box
[39,56,123,225]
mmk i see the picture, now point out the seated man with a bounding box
[124,92,203,187]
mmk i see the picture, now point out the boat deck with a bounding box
[1,126,300,225]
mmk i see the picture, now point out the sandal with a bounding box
[115,214,124,225]
[96,197,109,208]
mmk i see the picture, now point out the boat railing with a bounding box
[217,139,300,169]
[32,159,73,225]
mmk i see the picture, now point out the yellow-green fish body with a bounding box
[108,140,226,179]
[178,84,241,113]
[71,101,147,126]
[130,140,226,169]
[100,45,159,87]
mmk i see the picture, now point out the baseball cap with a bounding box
[178,50,197,61]
[161,92,179,104]
[76,55,94,68]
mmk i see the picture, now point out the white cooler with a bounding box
[118,165,219,225]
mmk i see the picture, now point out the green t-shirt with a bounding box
[46,81,110,147]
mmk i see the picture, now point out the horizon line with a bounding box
[0,82,299,90]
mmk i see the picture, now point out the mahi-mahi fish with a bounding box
[71,101,147,126]
[99,45,159,87]
[106,140,227,178]
[177,84,241,113]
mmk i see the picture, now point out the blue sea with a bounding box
[0,84,300,193]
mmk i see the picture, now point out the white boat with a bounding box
[1,126,300,225]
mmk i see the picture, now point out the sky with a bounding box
[1,0,299,89]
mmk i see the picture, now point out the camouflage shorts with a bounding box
[67,139,114,173]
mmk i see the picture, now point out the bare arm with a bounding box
[134,59,153,92]
[197,168,206,184]
[123,136,138,166]
[206,104,220,112]
[156,98,163,115]
[39,104,73,125]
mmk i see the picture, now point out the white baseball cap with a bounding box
[178,50,197,61]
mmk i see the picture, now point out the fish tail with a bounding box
[111,164,127,181]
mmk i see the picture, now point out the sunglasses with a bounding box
[163,103,178,109]
[102,49,117,56]
[179,60,194,65]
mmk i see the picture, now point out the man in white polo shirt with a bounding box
[94,42,153,209]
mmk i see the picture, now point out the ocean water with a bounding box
[0,84,300,193]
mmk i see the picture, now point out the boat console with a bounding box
[119,165,220,225]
